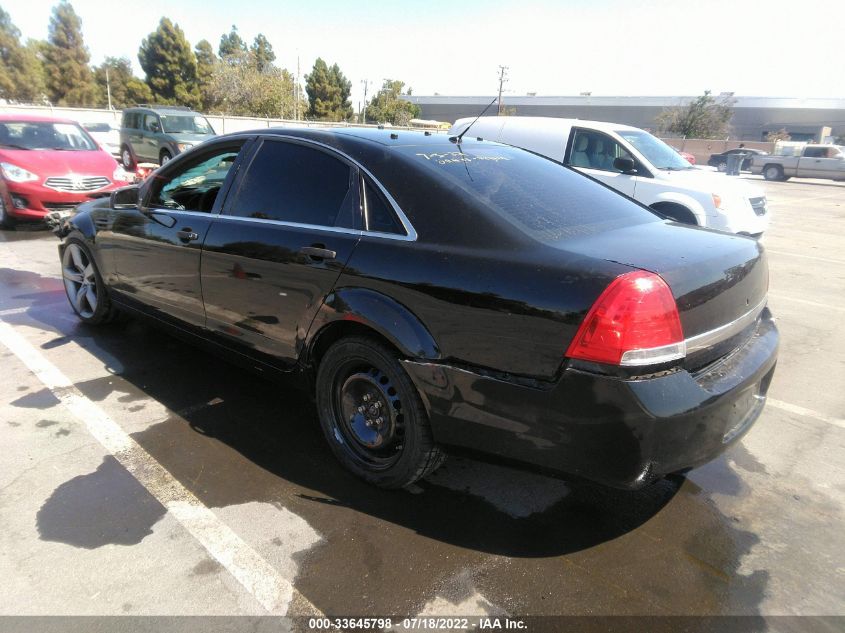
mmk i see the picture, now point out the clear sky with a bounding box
[8,0,845,109]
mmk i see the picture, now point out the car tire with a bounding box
[121,146,135,169]
[315,336,445,489]
[0,196,17,230]
[61,239,119,325]
[160,150,172,165]
[716,161,727,172]
[763,165,784,181]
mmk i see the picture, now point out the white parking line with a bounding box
[767,398,845,431]
[768,293,845,312]
[766,250,845,266]
[0,318,321,616]
[0,307,29,317]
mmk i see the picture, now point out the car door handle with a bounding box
[176,229,199,242]
[299,246,337,260]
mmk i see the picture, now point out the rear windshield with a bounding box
[398,144,658,241]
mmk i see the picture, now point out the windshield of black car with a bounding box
[615,129,693,170]
[0,121,98,151]
[400,144,658,242]
[160,115,214,135]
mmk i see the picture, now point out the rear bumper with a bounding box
[403,310,779,489]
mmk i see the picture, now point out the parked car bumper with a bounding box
[1,179,125,220]
[403,310,778,489]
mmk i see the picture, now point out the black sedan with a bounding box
[707,148,768,172]
[57,128,778,490]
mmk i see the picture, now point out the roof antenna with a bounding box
[449,97,497,144]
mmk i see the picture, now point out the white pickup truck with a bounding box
[450,116,770,237]
[750,144,845,181]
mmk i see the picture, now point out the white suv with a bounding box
[449,116,770,236]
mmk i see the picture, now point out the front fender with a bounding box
[305,287,441,361]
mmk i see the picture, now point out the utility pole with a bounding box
[497,65,508,115]
[105,66,112,111]
[294,54,300,121]
[361,79,370,124]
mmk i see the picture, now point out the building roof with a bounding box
[403,95,845,110]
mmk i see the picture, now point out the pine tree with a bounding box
[250,34,275,72]
[305,58,352,121]
[194,39,216,109]
[93,57,152,109]
[43,1,99,106]
[218,25,246,58]
[138,17,200,108]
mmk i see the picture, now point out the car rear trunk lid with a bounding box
[559,222,769,369]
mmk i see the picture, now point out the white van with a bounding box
[449,117,770,236]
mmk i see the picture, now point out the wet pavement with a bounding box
[0,177,843,625]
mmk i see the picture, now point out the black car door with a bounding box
[109,138,251,328]
[200,136,362,369]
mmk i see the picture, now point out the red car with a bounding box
[674,147,697,165]
[0,114,133,228]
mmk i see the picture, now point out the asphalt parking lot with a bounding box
[0,176,843,628]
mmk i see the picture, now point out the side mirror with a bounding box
[111,185,139,209]
[613,156,637,173]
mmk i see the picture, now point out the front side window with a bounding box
[143,114,160,133]
[147,146,241,212]
[616,129,692,171]
[569,129,634,172]
[0,121,97,151]
[227,141,352,227]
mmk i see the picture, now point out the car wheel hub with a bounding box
[62,243,98,318]
[338,369,403,453]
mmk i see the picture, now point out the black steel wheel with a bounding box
[316,336,445,488]
[61,239,119,324]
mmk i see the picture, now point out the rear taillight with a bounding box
[565,270,685,366]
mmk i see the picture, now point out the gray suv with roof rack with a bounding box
[119,105,216,168]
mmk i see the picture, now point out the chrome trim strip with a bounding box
[618,296,767,367]
[208,213,364,238]
[620,342,686,367]
[685,296,767,354]
[146,209,215,220]
[44,175,111,193]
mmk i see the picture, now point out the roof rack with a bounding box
[132,104,194,111]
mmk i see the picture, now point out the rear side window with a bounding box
[399,145,658,241]
[227,140,352,227]
[363,179,404,234]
